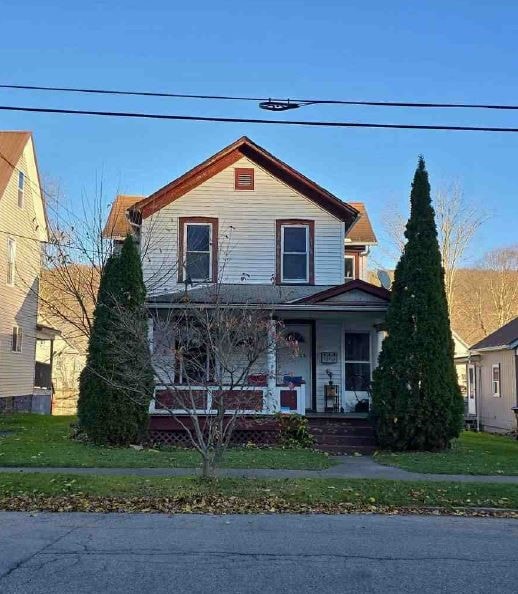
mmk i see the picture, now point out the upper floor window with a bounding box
[7,238,16,286]
[178,217,218,283]
[345,255,355,279]
[11,326,23,352]
[234,168,254,190]
[18,172,25,208]
[276,220,314,284]
[492,364,501,397]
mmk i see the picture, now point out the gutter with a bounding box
[147,303,389,312]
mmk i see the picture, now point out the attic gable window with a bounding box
[234,168,254,190]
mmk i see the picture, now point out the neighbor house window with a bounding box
[345,255,355,279]
[11,326,22,352]
[178,217,218,283]
[7,238,16,285]
[276,220,314,284]
[344,332,371,391]
[492,364,501,397]
[234,168,254,190]
[18,172,25,208]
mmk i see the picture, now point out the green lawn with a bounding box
[0,414,332,470]
[375,431,518,475]
[0,473,517,514]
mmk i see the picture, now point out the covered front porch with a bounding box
[148,280,389,417]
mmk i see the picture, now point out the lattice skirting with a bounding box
[148,428,280,448]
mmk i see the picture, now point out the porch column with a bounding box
[266,318,278,412]
[147,316,154,354]
[374,323,386,365]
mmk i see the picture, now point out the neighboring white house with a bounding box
[465,317,518,433]
[0,131,54,413]
[104,136,388,417]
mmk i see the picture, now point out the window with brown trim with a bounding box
[178,217,218,283]
[276,219,314,284]
[234,168,254,190]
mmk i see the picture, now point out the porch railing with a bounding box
[149,384,306,416]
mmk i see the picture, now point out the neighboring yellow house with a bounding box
[0,131,52,413]
[35,330,86,415]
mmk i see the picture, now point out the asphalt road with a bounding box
[0,512,517,593]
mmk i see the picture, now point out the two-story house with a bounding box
[0,131,53,413]
[105,137,388,426]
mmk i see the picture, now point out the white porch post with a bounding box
[374,324,385,365]
[266,318,278,412]
[147,316,154,354]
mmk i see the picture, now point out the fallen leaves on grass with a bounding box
[1,494,518,518]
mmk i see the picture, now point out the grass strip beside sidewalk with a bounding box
[1,473,518,516]
[375,431,518,476]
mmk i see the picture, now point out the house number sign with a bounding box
[320,352,337,364]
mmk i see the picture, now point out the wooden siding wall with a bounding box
[141,156,345,294]
[478,349,517,432]
[0,140,44,398]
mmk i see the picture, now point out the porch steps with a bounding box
[308,416,377,455]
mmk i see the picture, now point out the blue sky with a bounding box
[1,0,517,267]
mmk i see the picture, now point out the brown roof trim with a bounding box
[290,279,391,304]
[131,137,359,226]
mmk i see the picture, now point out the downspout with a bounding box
[359,246,370,281]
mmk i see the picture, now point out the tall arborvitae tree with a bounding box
[77,235,154,445]
[371,157,464,450]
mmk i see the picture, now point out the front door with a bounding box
[467,364,477,415]
[277,323,313,409]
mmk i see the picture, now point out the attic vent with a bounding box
[234,168,254,190]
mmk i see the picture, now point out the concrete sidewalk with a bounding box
[1,456,518,483]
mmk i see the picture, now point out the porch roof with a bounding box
[148,283,335,305]
[147,280,390,311]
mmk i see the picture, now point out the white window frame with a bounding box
[184,223,212,282]
[491,363,501,397]
[7,237,16,286]
[281,224,309,284]
[18,171,25,208]
[344,255,355,279]
[343,331,372,392]
[11,325,22,353]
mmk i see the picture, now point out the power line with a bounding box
[2,104,518,133]
[2,83,518,111]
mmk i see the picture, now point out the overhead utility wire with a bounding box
[2,104,518,133]
[1,83,518,111]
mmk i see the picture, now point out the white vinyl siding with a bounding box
[477,349,517,432]
[0,138,47,399]
[141,156,345,293]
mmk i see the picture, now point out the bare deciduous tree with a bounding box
[452,245,518,342]
[381,182,489,315]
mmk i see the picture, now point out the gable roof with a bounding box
[470,317,518,351]
[291,279,390,304]
[0,131,31,197]
[102,194,143,238]
[345,202,377,244]
[130,137,359,226]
